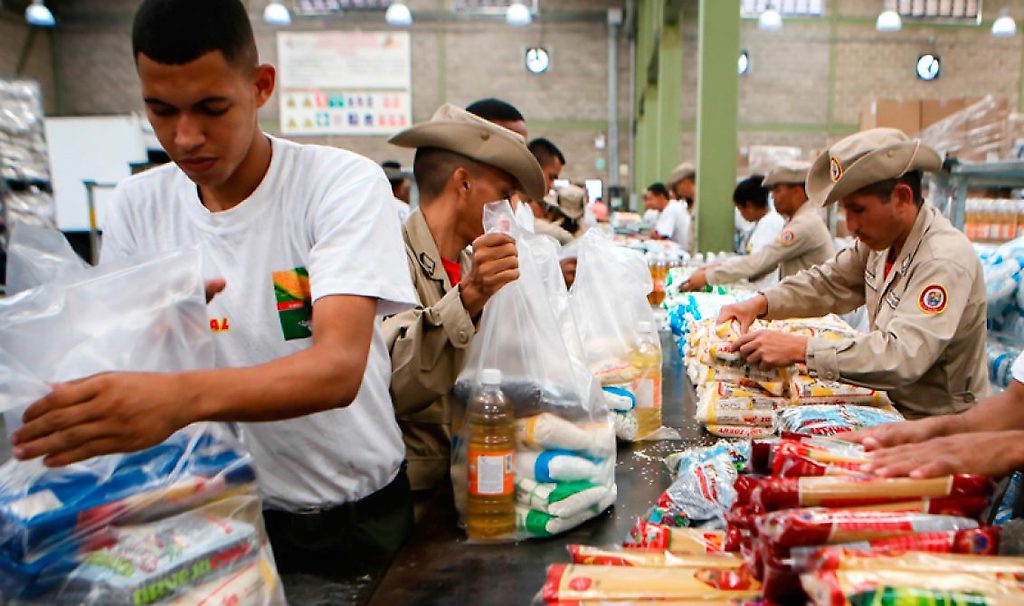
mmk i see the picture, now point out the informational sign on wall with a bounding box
[277,31,411,136]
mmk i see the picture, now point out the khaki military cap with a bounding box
[556,184,586,220]
[807,128,942,207]
[667,162,696,186]
[389,103,546,200]
[763,161,811,187]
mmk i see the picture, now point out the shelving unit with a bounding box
[931,158,1024,233]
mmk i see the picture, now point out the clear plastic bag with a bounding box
[451,202,616,541]
[5,223,89,295]
[568,230,679,441]
[0,229,285,604]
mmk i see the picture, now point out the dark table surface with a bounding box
[355,332,714,606]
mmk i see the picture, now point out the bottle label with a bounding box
[468,449,514,496]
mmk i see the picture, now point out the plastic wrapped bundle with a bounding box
[777,405,903,436]
[451,203,616,541]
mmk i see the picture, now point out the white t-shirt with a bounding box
[101,136,418,511]
[744,210,786,289]
[655,200,691,249]
[1012,351,1024,384]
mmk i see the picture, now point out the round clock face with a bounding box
[738,50,750,75]
[525,47,550,74]
[916,54,940,81]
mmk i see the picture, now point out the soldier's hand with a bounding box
[716,294,768,334]
[205,278,226,303]
[735,330,807,369]
[840,416,951,450]
[682,267,708,292]
[863,431,1024,479]
[461,233,519,317]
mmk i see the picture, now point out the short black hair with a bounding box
[132,0,258,69]
[381,160,402,171]
[733,175,769,208]
[646,182,670,198]
[529,138,566,167]
[413,147,485,201]
[465,98,525,123]
[855,170,924,207]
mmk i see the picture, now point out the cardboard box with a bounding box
[860,99,921,135]
[921,98,980,131]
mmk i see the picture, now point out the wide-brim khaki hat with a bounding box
[389,103,546,200]
[763,161,811,187]
[556,184,586,220]
[807,127,943,207]
[667,161,695,186]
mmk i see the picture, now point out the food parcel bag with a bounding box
[569,229,677,441]
[0,228,284,605]
[452,203,616,541]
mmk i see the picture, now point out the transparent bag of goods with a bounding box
[451,203,616,542]
[568,229,678,441]
[0,226,285,605]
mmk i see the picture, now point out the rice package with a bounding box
[777,405,903,436]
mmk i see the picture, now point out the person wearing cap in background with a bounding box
[682,162,833,291]
[667,161,697,253]
[718,128,988,419]
[382,104,546,512]
[552,184,588,237]
[644,181,691,250]
[382,160,412,222]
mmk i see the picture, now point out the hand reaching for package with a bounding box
[461,232,520,317]
[11,372,190,467]
[716,294,768,334]
[863,431,1024,479]
[733,330,807,370]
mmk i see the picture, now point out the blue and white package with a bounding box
[776,404,903,436]
[515,449,604,483]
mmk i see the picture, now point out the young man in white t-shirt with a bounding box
[10,0,418,581]
[644,182,691,250]
[844,351,1024,480]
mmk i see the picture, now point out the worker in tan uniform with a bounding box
[718,128,989,418]
[531,192,574,245]
[667,161,697,254]
[382,104,546,508]
[682,161,834,290]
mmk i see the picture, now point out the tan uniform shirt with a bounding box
[762,203,989,418]
[707,201,835,285]
[534,217,574,246]
[382,209,475,491]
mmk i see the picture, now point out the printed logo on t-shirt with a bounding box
[209,317,231,333]
[273,267,313,340]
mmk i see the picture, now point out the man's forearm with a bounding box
[183,343,367,425]
[954,384,1024,434]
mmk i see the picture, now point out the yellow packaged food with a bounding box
[541,564,762,602]
[568,545,743,569]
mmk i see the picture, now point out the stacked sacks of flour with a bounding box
[684,317,901,439]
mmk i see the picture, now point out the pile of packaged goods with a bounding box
[451,203,616,542]
[684,318,901,439]
[665,290,756,360]
[979,237,1024,390]
[0,428,283,605]
[616,435,1024,605]
[569,230,677,442]
[0,226,284,604]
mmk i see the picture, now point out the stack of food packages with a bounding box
[978,238,1024,390]
[0,427,285,606]
[451,209,617,541]
[685,317,903,440]
[578,433,1024,606]
[664,287,756,361]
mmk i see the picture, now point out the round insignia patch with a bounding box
[918,284,948,314]
[779,229,796,246]
[829,156,843,183]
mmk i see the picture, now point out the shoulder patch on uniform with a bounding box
[779,229,797,246]
[829,156,843,183]
[918,284,948,314]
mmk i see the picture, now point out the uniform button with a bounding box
[965,393,976,403]
[458,329,469,344]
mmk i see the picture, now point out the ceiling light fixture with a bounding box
[385,2,413,26]
[263,1,291,26]
[876,1,902,33]
[758,4,782,31]
[993,8,1017,37]
[25,1,55,28]
[506,2,532,26]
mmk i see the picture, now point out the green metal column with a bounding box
[632,0,655,194]
[654,4,682,186]
[695,0,740,253]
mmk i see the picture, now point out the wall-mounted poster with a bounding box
[277,31,411,136]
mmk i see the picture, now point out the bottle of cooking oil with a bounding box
[466,368,515,540]
[631,321,663,438]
